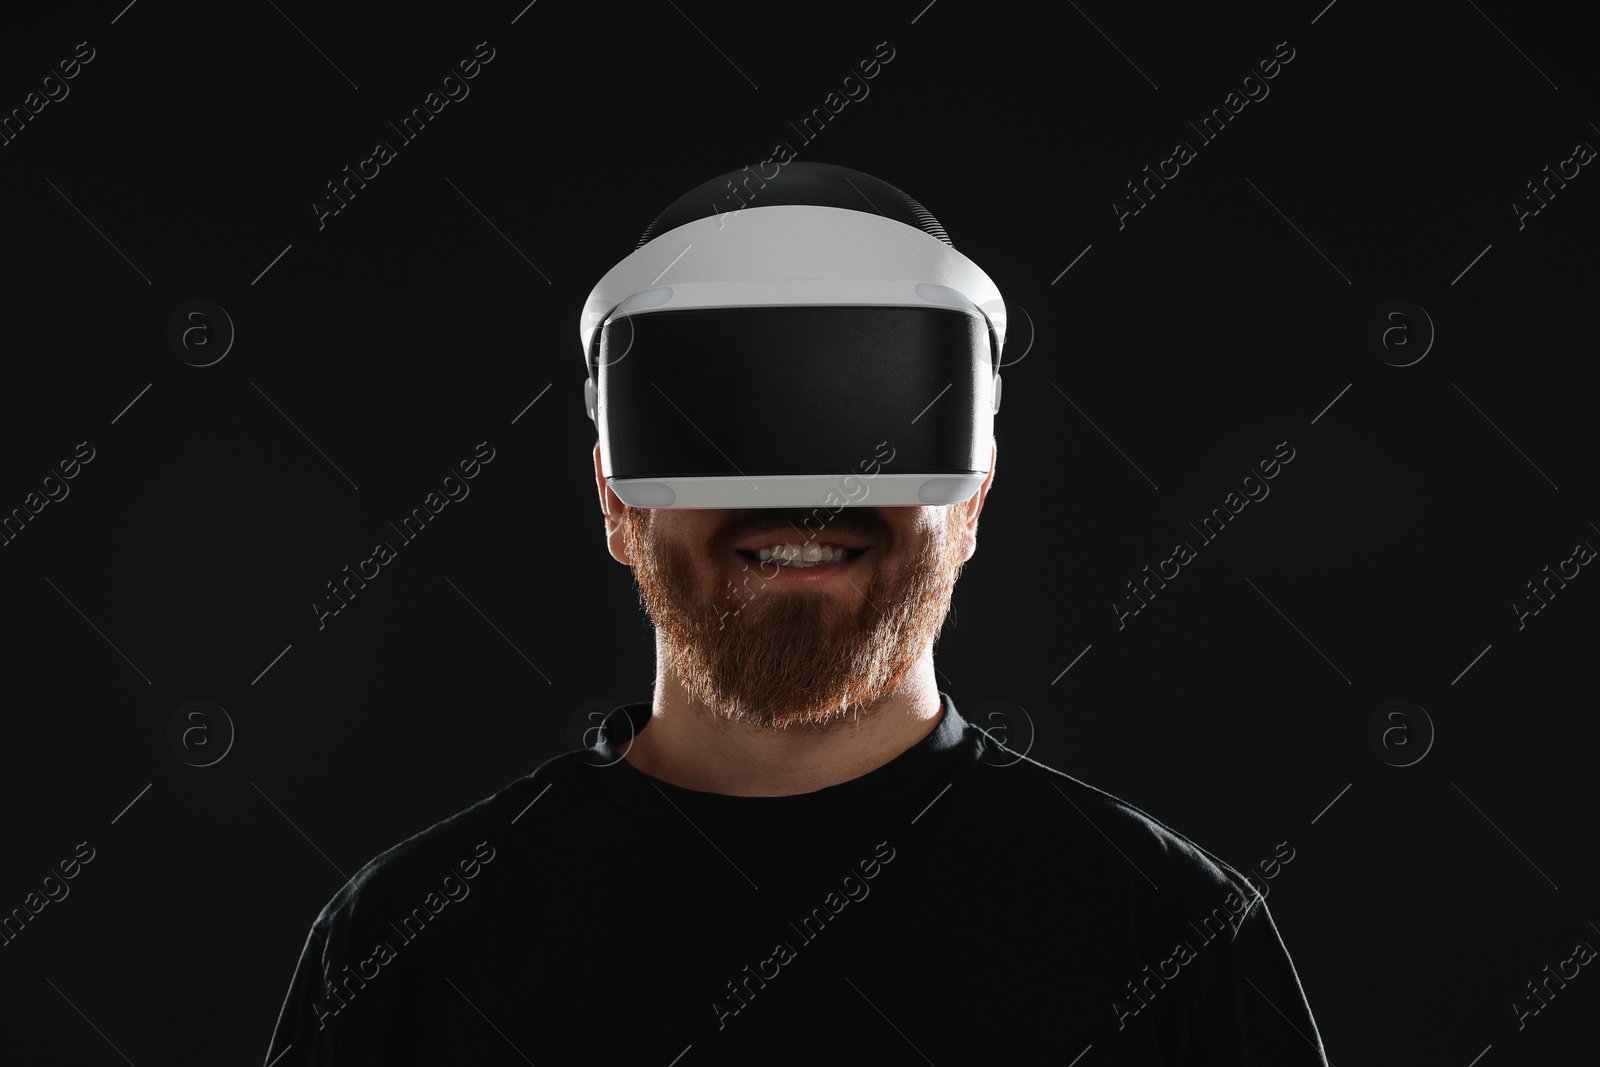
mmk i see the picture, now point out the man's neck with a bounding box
[621,658,945,797]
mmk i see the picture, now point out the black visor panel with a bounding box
[595,305,991,481]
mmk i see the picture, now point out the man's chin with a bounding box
[666,622,900,731]
[697,679,894,732]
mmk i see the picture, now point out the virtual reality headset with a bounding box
[579,163,1006,510]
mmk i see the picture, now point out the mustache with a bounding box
[721,508,891,551]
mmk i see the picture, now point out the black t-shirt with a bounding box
[264,693,1329,1065]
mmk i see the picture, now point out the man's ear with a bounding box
[595,441,633,565]
[959,440,996,563]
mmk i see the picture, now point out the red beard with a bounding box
[623,504,969,730]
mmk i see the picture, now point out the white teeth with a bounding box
[756,543,855,564]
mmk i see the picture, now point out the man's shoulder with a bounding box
[308,749,585,932]
[972,738,1259,909]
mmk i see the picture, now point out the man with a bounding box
[265,163,1329,1064]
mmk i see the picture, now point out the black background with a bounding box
[1,1,1595,1063]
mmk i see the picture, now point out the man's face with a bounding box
[619,500,974,731]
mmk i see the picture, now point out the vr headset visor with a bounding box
[580,202,1006,509]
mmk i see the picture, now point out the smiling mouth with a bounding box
[736,547,867,568]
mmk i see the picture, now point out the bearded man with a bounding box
[265,162,1329,1066]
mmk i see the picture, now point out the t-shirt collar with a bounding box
[586,691,971,843]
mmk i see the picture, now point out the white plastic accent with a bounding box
[914,282,976,311]
[583,376,597,422]
[581,205,1006,358]
[607,472,985,510]
[599,280,986,318]
[616,286,673,313]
